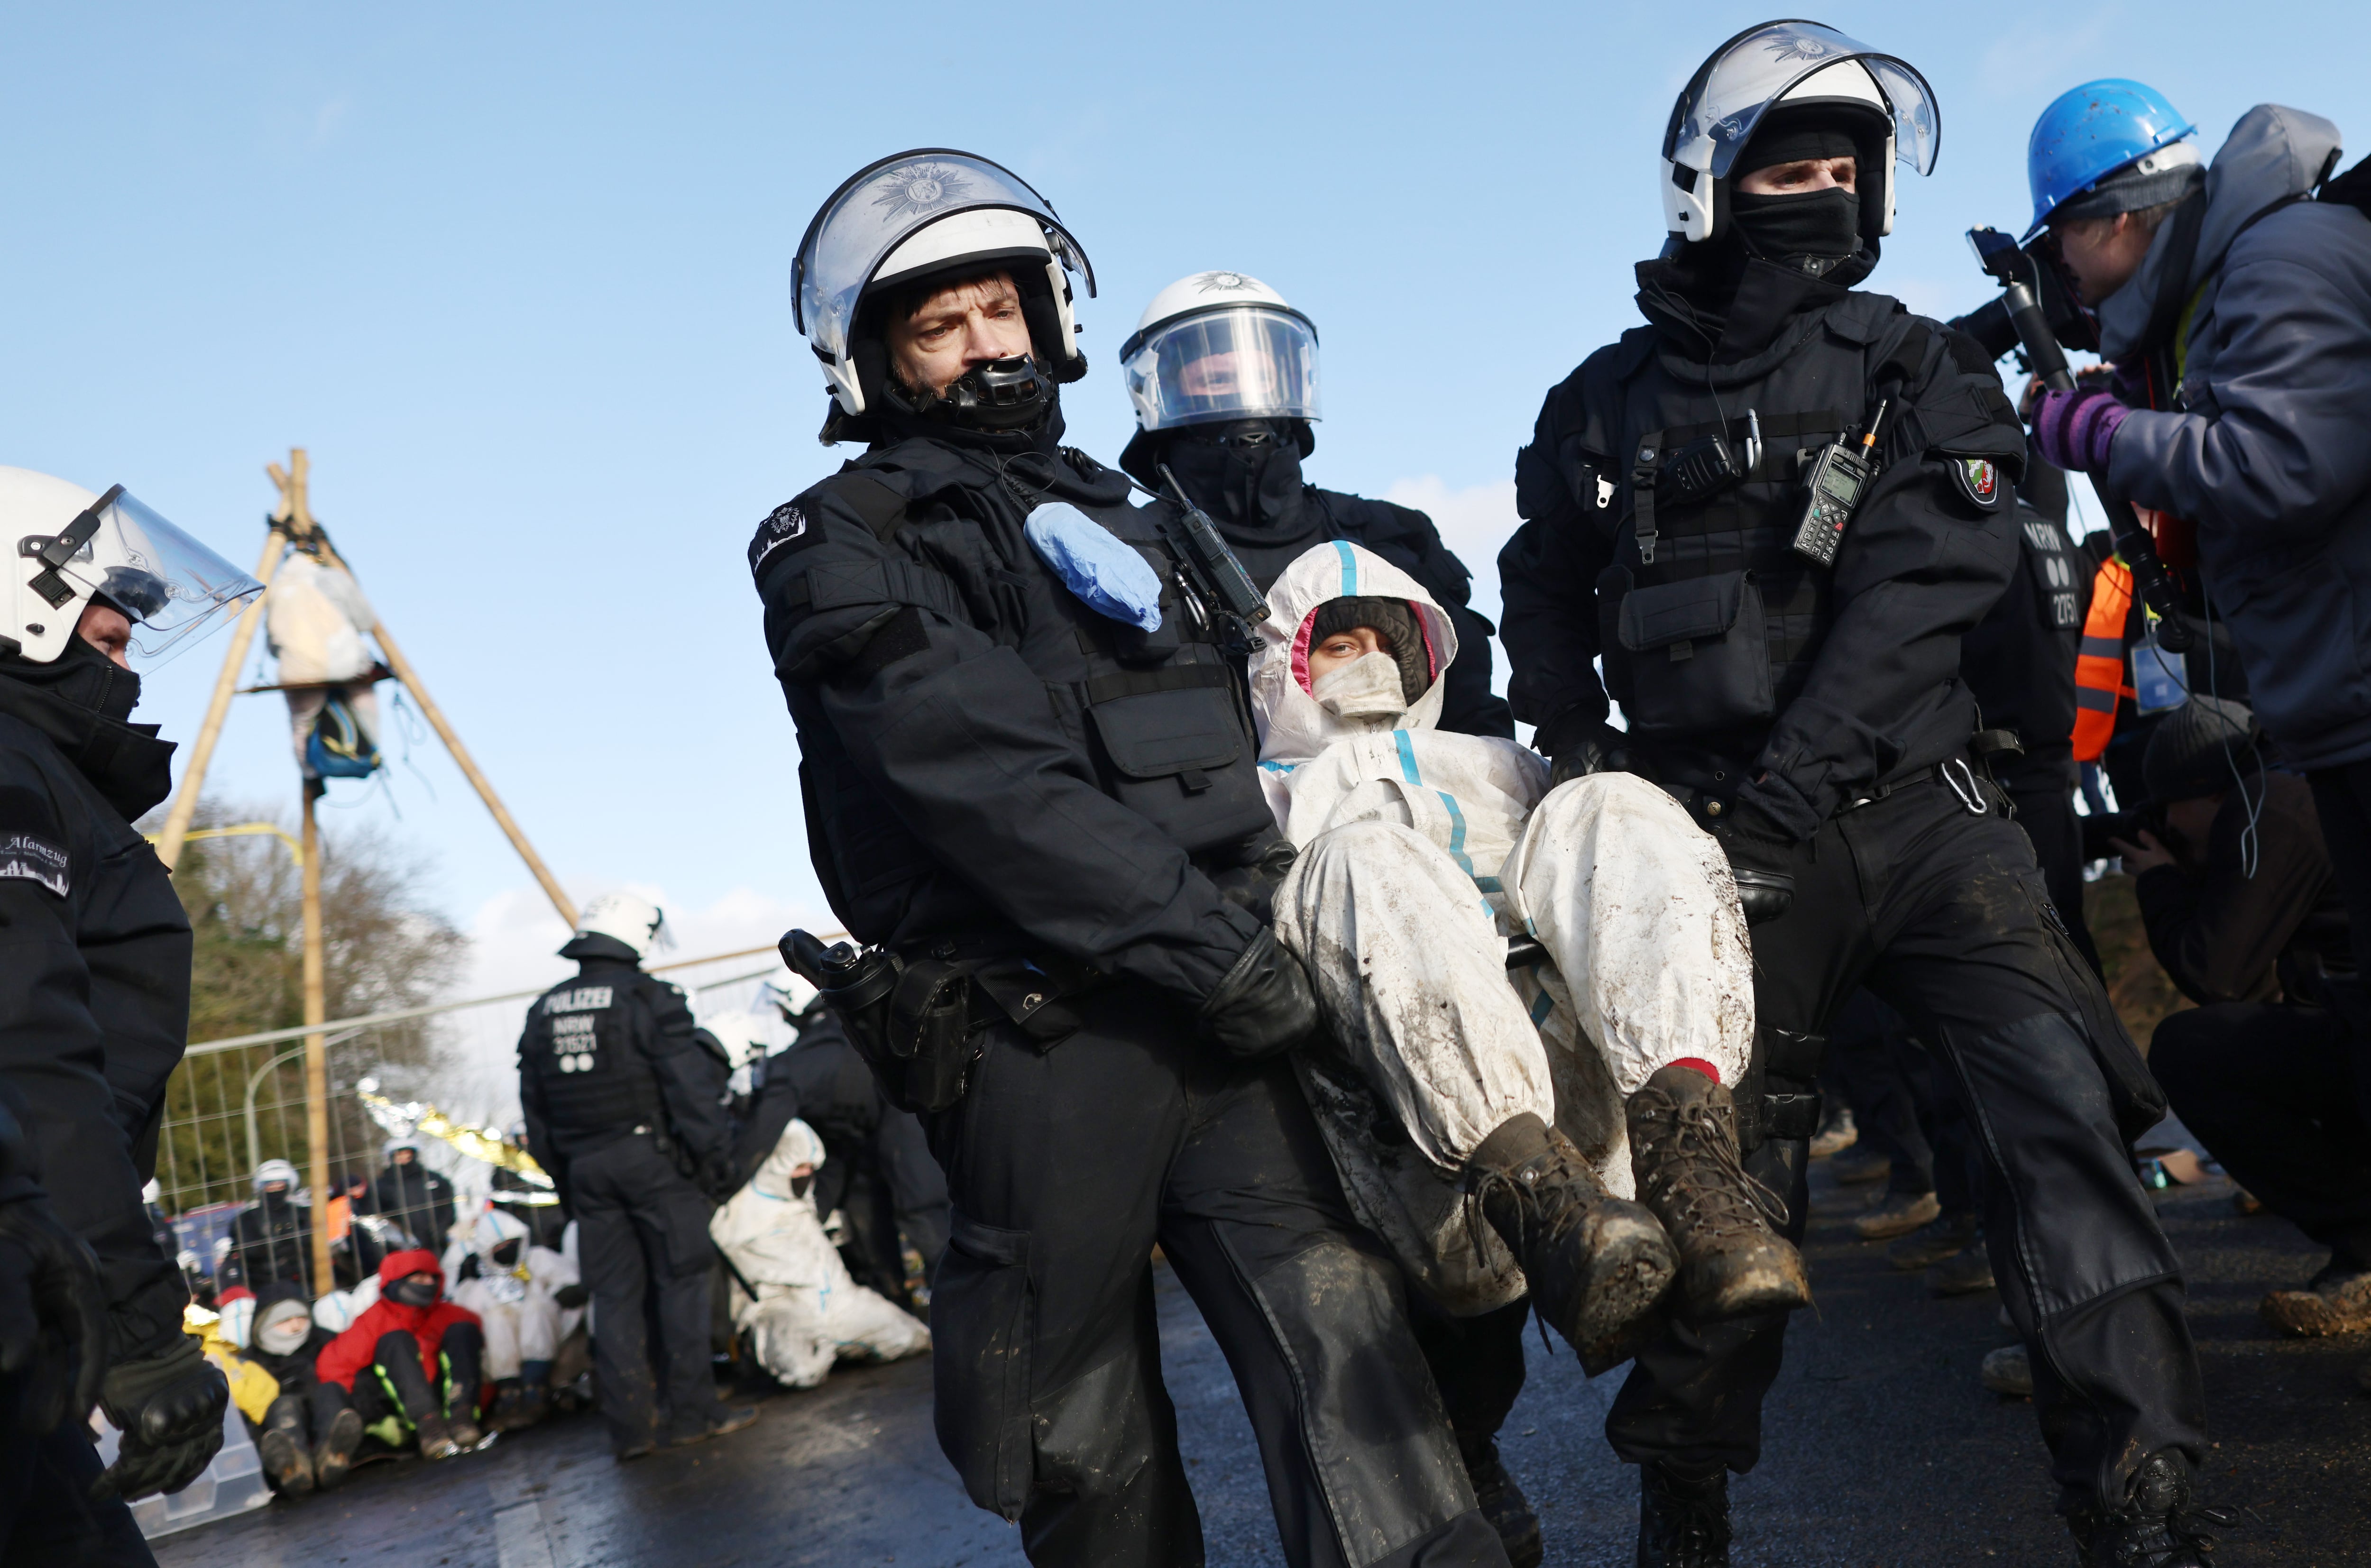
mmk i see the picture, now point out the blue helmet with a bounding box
[2024,79,2197,239]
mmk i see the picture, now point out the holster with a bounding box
[818,945,1101,1116]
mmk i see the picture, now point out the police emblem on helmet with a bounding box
[872,162,971,221]
[1955,458,2000,508]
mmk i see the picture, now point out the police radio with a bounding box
[1156,465,1272,626]
[1789,401,1888,568]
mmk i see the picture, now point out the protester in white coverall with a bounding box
[441,1206,582,1429]
[265,550,383,780]
[1256,542,1806,1365]
[709,1118,930,1389]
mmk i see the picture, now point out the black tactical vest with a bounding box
[778,441,1277,950]
[1557,292,2014,781]
[519,967,661,1139]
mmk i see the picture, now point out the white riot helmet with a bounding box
[794,149,1096,427]
[0,467,261,667]
[570,891,669,959]
[1121,272,1320,436]
[1661,20,1939,247]
[701,1010,774,1074]
[254,1157,301,1195]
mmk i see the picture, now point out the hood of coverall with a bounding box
[1250,540,1457,773]
[753,1118,828,1202]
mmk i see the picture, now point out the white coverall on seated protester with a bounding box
[1255,541,1756,1312]
[710,1118,930,1389]
[441,1207,580,1380]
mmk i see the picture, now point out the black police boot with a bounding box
[1469,1112,1677,1375]
[1627,1066,1810,1323]
[1460,1435,1543,1568]
[2068,1450,2238,1567]
[1638,1462,1731,1567]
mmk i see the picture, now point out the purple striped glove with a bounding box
[2031,388,2130,474]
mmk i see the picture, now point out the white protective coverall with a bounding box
[709,1118,930,1388]
[264,551,382,779]
[441,1207,581,1380]
[1256,541,1755,1312]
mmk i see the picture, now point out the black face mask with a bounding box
[490,1239,522,1268]
[0,633,175,821]
[1157,421,1310,543]
[1730,188,1864,273]
[387,1276,440,1308]
[5,633,142,723]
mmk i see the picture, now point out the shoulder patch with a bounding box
[748,503,818,575]
[0,831,69,897]
[1952,458,2004,512]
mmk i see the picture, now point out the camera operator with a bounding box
[2115,699,2371,1344]
[2018,83,2371,978]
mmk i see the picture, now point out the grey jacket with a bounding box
[2104,104,2371,770]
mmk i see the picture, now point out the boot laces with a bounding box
[1462,1142,1599,1261]
[1638,1100,1789,1237]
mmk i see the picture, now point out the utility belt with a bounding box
[1622,733,2020,836]
[781,929,1111,1115]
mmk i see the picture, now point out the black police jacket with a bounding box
[517,934,731,1172]
[1502,261,2028,836]
[1144,486,1516,741]
[753,421,1268,1006]
[363,1159,454,1254]
[227,1196,313,1293]
[0,674,192,1360]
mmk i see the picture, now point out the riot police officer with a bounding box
[1120,272,1513,738]
[516,892,756,1460]
[224,1159,314,1293]
[1498,25,2219,1566]
[759,150,1502,1567]
[0,467,260,1550]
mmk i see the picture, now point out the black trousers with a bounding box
[348,1325,485,1429]
[835,1109,953,1302]
[262,1382,352,1447]
[569,1134,723,1451]
[2001,751,2103,975]
[925,986,1504,1568]
[1408,1294,1532,1473]
[0,1374,153,1568]
[2152,1002,2371,1268]
[1608,775,2205,1515]
[1828,990,1935,1197]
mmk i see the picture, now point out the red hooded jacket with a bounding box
[315,1247,482,1392]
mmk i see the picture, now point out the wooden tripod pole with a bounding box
[153,524,290,871]
[300,785,333,1298]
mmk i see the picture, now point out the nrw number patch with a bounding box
[1953,457,2003,510]
[749,502,817,573]
[0,832,69,897]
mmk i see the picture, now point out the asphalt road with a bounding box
[156,1161,2371,1568]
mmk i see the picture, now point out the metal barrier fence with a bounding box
[153,945,799,1223]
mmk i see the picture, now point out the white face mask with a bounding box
[1313,651,1408,720]
[256,1312,311,1357]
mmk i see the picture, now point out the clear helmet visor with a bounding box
[1667,20,1939,181]
[54,489,262,666]
[1122,307,1321,432]
[795,149,1094,363]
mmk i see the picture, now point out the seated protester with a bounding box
[229,1158,315,1295]
[241,1280,362,1496]
[1253,542,1803,1369]
[709,1118,931,1389]
[315,1248,487,1461]
[2115,697,2371,1338]
[441,1207,583,1431]
[368,1137,456,1256]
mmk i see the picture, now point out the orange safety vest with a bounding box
[2073,557,2137,762]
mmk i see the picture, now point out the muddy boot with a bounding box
[1469,1112,1677,1375]
[1460,1435,1542,1568]
[1627,1065,1810,1323]
[257,1400,316,1497]
[313,1407,364,1491]
[2068,1451,2237,1567]
[415,1411,460,1460]
[488,1382,527,1432]
[447,1411,485,1450]
[2260,1260,2371,1336]
[1638,1462,1730,1567]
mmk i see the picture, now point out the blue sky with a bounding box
[3,1,2362,987]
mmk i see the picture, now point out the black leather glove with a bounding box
[93,1333,227,1502]
[1542,718,1635,789]
[1208,834,1299,925]
[1197,927,1320,1062]
[0,1196,108,1438]
[697,1152,743,1205]
[1711,797,1799,925]
[553,1283,590,1311]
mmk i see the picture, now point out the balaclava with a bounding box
[254,1300,312,1357]
[1311,596,1429,707]
[387,1274,440,1308]
[0,631,143,724]
[1145,420,1312,543]
[1729,112,1871,281]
